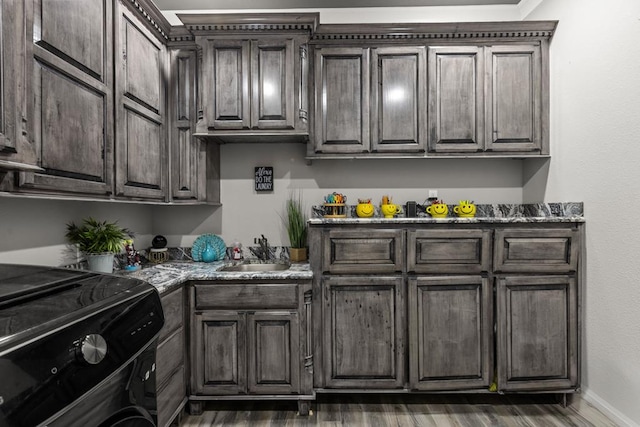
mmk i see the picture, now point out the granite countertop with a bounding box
[122,261,312,295]
[310,202,585,224]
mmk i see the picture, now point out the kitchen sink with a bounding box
[219,262,291,272]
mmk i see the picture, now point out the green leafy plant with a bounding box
[65,217,132,254]
[282,194,307,249]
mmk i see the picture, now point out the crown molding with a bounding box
[122,0,172,40]
[312,20,557,42]
[177,13,320,35]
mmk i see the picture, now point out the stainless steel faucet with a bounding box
[254,234,270,261]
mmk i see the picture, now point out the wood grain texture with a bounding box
[485,45,541,153]
[408,276,492,391]
[25,0,113,196]
[251,38,295,130]
[193,283,299,310]
[494,228,579,273]
[322,229,404,274]
[115,1,166,200]
[314,47,370,153]
[407,228,491,274]
[371,46,427,153]
[322,275,405,389]
[168,49,199,201]
[428,46,484,153]
[497,275,578,392]
[179,394,615,427]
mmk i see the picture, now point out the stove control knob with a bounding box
[79,334,108,365]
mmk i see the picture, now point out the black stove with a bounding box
[0,264,164,427]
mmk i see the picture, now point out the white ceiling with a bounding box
[153,0,520,10]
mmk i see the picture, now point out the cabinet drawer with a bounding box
[322,229,404,273]
[193,283,299,310]
[494,228,579,273]
[159,287,184,342]
[157,365,186,427]
[157,327,184,388]
[407,229,491,273]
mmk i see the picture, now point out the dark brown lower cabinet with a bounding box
[189,281,313,415]
[322,275,405,389]
[156,287,187,427]
[191,311,300,395]
[496,275,579,391]
[408,275,492,391]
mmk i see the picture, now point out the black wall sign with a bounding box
[255,166,273,192]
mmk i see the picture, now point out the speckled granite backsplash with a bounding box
[312,202,583,219]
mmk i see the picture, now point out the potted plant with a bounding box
[65,217,132,273]
[282,194,308,262]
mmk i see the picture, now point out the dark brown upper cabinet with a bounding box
[308,21,556,159]
[178,14,318,144]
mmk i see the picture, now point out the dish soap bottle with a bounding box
[201,242,216,263]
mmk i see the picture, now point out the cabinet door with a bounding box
[314,47,370,153]
[192,311,247,395]
[22,0,113,195]
[323,276,405,388]
[408,276,492,391]
[496,275,578,391]
[428,46,484,153]
[371,46,427,153]
[247,312,300,394]
[0,0,25,156]
[169,48,198,201]
[202,39,251,130]
[251,38,295,130]
[115,2,166,200]
[485,45,541,153]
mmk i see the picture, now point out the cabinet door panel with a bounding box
[323,276,405,388]
[192,312,246,395]
[122,15,162,112]
[251,39,295,130]
[37,0,106,79]
[409,276,492,390]
[115,3,166,200]
[497,275,578,391]
[1,0,29,155]
[205,40,250,130]
[117,107,164,196]
[248,312,300,394]
[428,46,483,152]
[169,50,198,200]
[486,45,541,152]
[22,0,113,195]
[314,47,370,153]
[371,47,426,152]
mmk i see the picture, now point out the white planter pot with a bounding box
[86,253,115,273]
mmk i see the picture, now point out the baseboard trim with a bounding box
[579,388,639,427]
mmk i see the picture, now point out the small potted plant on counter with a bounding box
[65,217,132,273]
[282,194,308,262]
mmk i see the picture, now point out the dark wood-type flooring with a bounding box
[179,393,618,426]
